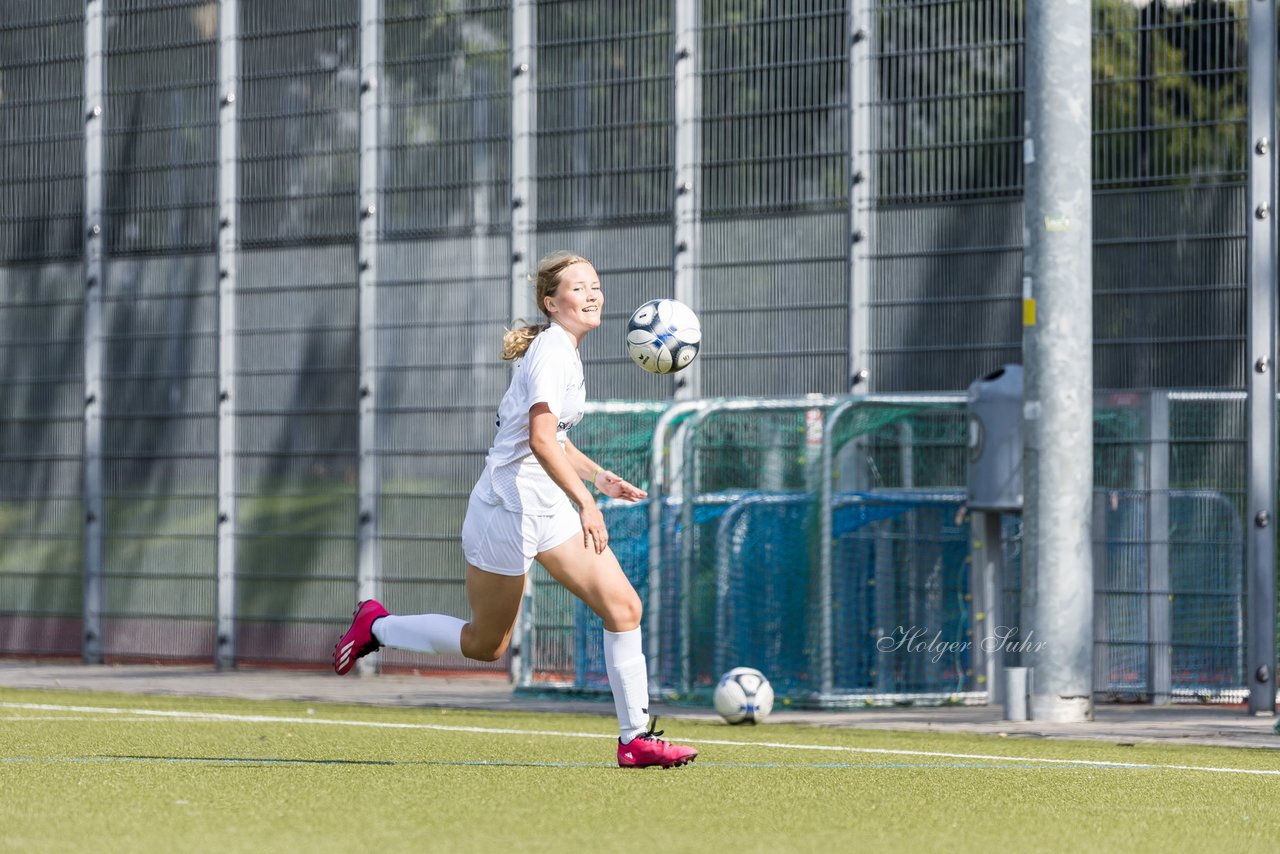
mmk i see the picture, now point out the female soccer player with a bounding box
[334,251,697,769]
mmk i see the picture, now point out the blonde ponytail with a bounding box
[501,322,548,361]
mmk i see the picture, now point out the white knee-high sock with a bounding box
[604,627,650,744]
[372,614,465,657]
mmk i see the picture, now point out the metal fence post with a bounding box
[1246,0,1277,716]
[673,0,701,401]
[819,398,860,698]
[848,0,872,393]
[975,511,1005,706]
[355,0,384,675]
[82,0,106,665]
[215,0,240,671]
[646,399,708,691]
[1147,392,1171,704]
[511,0,536,322]
[511,0,536,686]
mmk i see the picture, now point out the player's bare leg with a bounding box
[537,535,697,768]
[334,564,523,672]
[457,565,524,661]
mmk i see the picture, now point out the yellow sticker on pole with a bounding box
[1022,276,1036,326]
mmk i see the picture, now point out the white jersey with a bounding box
[478,323,586,515]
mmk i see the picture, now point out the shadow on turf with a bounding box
[98,755,617,768]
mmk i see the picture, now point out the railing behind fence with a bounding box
[522,395,1250,708]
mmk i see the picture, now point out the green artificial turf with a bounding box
[2,687,1277,853]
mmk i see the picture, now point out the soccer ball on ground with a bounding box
[714,666,774,725]
[625,298,701,374]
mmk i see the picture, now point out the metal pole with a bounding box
[215,0,240,671]
[82,0,106,665]
[873,511,893,693]
[971,511,1005,706]
[1023,0,1093,722]
[819,398,861,698]
[511,0,536,686]
[646,399,708,691]
[848,0,873,392]
[355,0,383,676]
[673,0,701,401]
[1246,0,1277,716]
[511,0,536,323]
[1147,392,1171,705]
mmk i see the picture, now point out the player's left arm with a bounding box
[562,437,648,502]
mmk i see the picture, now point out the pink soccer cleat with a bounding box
[617,719,698,769]
[333,599,389,675]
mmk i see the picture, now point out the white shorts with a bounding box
[461,489,582,577]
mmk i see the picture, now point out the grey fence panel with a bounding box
[1091,0,1248,394]
[532,1,676,402]
[103,0,219,255]
[865,1,1024,393]
[699,1,849,397]
[535,0,673,228]
[0,263,85,657]
[101,256,219,660]
[382,0,511,239]
[1094,186,1247,390]
[230,2,361,665]
[868,201,1024,392]
[375,238,510,674]
[96,0,220,661]
[699,1,849,215]
[372,2,515,674]
[238,2,360,247]
[701,213,850,396]
[1092,1,1247,190]
[0,1,85,261]
[0,2,86,656]
[234,246,359,664]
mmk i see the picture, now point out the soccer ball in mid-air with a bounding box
[714,666,774,725]
[625,298,701,374]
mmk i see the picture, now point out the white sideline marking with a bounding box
[2,701,1277,778]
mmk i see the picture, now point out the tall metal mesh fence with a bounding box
[98,0,220,661]
[0,2,85,261]
[0,1,85,656]
[0,2,1264,706]
[233,2,362,663]
[863,1,1025,391]
[699,0,849,396]
[1092,2,1248,391]
[373,2,514,674]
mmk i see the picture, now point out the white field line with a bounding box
[2,701,1277,777]
[0,716,165,722]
